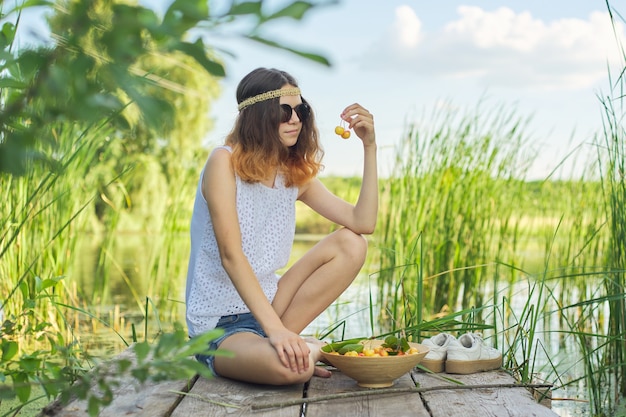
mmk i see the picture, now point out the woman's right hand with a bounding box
[267,327,311,374]
[341,103,376,148]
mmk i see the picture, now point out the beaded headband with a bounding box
[237,87,302,111]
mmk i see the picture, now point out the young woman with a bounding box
[185,67,378,385]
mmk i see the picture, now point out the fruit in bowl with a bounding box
[320,336,429,388]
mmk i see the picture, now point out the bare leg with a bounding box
[215,333,317,385]
[214,228,367,385]
[273,228,368,332]
[214,335,331,384]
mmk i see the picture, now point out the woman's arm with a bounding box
[299,103,378,233]
[202,148,312,374]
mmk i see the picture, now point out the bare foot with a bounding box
[304,337,327,356]
[314,365,332,378]
[303,337,326,346]
[304,337,333,373]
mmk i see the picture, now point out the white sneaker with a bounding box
[445,333,502,374]
[420,333,456,373]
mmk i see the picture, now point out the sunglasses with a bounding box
[280,103,310,123]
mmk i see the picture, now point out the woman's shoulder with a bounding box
[203,146,234,179]
[211,145,232,155]
[207,145,232,163]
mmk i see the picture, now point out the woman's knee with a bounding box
[215,335,315,385]
[334,228,368,264]
[272,364,315,385]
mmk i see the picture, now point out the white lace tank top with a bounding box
[185,146,299,337]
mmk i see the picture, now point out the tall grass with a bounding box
[0,115,205,415]
[1,121,113,330]
[597,45,626,412]
[372,94,626,416]
[377,100,535,329]
[1,123,200,341]
[582,2,626,413]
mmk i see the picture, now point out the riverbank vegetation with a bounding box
[1,1,625,416]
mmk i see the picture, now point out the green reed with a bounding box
[573,2,626,414]
[597,59,626,411]
[371,92,626,415]
[377,100,534,329]
[2,122,110,312]
[1,121,113,414]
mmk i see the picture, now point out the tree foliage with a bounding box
[0,0,331,176]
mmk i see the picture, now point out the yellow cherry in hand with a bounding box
[335,119,351,139]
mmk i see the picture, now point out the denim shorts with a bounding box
[195,312,266,376]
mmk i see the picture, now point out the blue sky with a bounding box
[15,1,626,179]
[199,0,626,180]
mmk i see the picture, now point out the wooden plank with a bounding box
[305,370,430,417]
[171,375,304,417]
[43,346,561,417]
[43,349,194,417]
[412,370,560,417]
[45,376,194,417]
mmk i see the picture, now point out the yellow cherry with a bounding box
[341,130,351,139]
[335,126,345,135]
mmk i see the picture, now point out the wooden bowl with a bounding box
[320,339,429,388]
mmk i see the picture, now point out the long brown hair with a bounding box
[225,68,323,187]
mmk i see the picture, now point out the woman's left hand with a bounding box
[341,103,376,147]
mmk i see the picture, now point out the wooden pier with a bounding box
[43,350,560,417]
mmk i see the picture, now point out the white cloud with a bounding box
[444,6,544,52]
[366,6,626,91]
[393,5,422,48]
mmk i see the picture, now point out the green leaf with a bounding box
[18,356,40,373]
[87,395,100,417]
[181,328,224,357]
[383,335,398,347]
[0,77,27,89]
[163,0,208,36]
[133,341,150,363]
[16,49,48,81]
[131,367,149,383]
[122,84,174,129]
[246,35,330,66]
[6,0,54,15]
[322,338,366,353]
[171,39,225,76]
[13,372,30,403]
[338,343,363,354]
[167,0,209,20]
[35,276,43,294]
[264,1,314,21]
[36,276,61,293]
[117,358,132,373]
[0,22,16,49]
[0,51,17,71]
[0,383,15,400]
[227,1,262,16]
[18,280,29,300]
[155,331,181,356]
[2,340,18,361]
[401,338,411,352]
